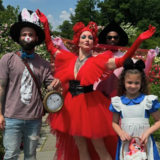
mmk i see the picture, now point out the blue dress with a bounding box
[109,94,160,160]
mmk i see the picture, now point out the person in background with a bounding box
[98,20,128,46]
[95,20,159,99]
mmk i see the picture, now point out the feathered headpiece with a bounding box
[73,21,98,47]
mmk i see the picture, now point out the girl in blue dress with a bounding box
[109,57,160,160]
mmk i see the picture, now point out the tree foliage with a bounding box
[0,4,20,58]
[98,0,160,36]
[70,0,101,25]
[97,0,160,48]
[0,0,4,11]
[0,4,19,26]
[56,20,73,39]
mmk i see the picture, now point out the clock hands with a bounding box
[50,97,60,103]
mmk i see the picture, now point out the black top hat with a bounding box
[98,20,128,46]
[10,8,45,45]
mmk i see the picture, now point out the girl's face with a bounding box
[78,31,94,50]
[124,73,141,95]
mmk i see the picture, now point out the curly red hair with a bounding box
[73,21,98,47]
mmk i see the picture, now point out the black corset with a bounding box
[69,80,93,97]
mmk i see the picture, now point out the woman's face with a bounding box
[78,31,94,51]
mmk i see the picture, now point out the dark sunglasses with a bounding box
[106,36,119,40]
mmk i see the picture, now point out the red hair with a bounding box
[73,21,98,47]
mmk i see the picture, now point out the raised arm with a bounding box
[106,25,156,70]
[144,47,159,75]
[0,79,7,130]
[51,36,69,51]
[36,9,59,56]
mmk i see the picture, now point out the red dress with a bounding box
[47,49,118,160]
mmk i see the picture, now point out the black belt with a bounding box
[69,80,93,97]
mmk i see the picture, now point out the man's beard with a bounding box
[19,39,37,51]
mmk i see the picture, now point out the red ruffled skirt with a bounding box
[47,90,118,160]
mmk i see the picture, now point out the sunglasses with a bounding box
[106,36,119,40]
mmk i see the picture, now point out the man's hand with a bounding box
[0,79,7,130]
[47,78,61,91]
[0,114,5,131]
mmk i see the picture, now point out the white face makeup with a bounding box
[24,35,32,43]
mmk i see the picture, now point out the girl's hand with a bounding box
[35,9,48,23]
[139,25,156,41]
[140,131,150,145]
[119,131,131,141]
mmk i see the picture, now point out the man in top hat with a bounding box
[95,20,159,99]
[94,20,129,99]
[0,8,59,160]
[98,20,128,47]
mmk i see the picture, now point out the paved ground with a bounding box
[17,114,160,160]
[18,114,56,160]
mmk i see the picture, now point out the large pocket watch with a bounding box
[43,90,64,113]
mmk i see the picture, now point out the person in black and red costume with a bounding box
[95,20,159,100]
[36,9,155,160]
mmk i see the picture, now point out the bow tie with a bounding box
[21,52,35,59]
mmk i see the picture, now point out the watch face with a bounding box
[46,93,62,111]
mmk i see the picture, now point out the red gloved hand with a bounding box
[115,25,156,68]
[36,9,58,55]
[36,9,48,24]
[138,25,156,41]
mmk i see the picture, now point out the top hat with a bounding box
[98,20,128,46]
[10,8,45,45]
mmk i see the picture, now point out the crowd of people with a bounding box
[0,7,160,160]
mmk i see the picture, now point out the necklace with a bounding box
[74,55,92,75]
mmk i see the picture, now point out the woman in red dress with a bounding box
[36,9,155,160]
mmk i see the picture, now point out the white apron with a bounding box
[112,95,157,160]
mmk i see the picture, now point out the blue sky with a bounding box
[2,0,77,30]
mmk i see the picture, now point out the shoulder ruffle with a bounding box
[80,50,114,86]
[54,49,76,83]
[111,96,121,112]
[145,95,158,110]
[55,49,76,68]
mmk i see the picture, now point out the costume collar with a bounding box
[121,94,145,105]
[21,50,35,59]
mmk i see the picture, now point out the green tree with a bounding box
[0,4,20,58]
[98,0,160,37]
[0,5,19,26]
[70,0,101,26]
[57,20,73,39]
[0,0,4,11]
